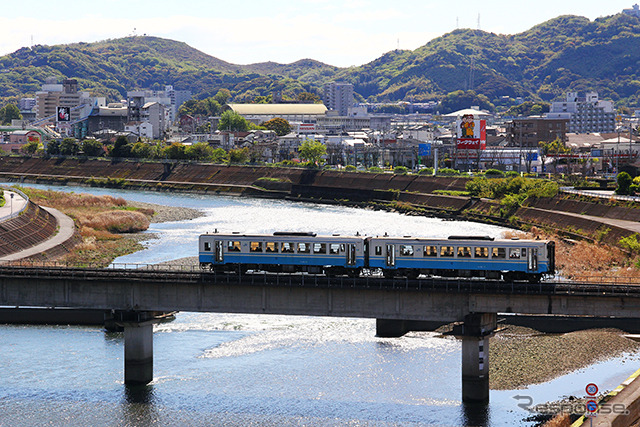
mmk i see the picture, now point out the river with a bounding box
[1,183,638,426]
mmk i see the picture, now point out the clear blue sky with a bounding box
[0,1,636,67]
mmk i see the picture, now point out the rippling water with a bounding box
[1,183,638,426]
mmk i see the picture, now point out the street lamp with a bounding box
[10,193,14,216]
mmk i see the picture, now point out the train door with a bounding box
[386,244,396,267]
[527,248,538,271]
[346,244,357,266]
[215,240,224,263]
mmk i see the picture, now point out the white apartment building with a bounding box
[126,86,191,124]
[548,92,615,133]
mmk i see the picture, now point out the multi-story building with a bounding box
[126,86,190,124]
[507,117,568,147]
[323,82,353,116]
[548,92,615,133]
[623,4,640,17]
[34,77,98,125]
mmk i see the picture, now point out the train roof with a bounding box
[200,232,551,245]
[200,232,365,240]
[368,235,551,245]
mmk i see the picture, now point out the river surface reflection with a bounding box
[0,182,638,426]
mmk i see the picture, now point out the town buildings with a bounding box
[547,92,615,134]
[34,77,103,125]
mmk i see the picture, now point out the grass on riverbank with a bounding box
[504,227,640,282]
[17,186,154,267]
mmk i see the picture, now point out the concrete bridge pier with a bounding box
[460,313,497,403]
[116,311,159,385]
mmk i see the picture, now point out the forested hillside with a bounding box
[0,12,639,110]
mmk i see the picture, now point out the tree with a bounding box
[111,136,133,158]
[81,139,104,157]
[131,141,153,159]
[185,142,215,161]
[261,117,291,136]
[218,110,249,132]
[228,147,250,164]
[23,140,42,155]
[616,171,633,195]
[214,89,231,106]
[0,104,22,125]
[539,139,569,173]
[298,139,326,164]
[163,143,187,160]
[296,92,320,103]
[46,140,61,155]
[437,90,494,114]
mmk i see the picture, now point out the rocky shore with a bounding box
[490,326,640,390]
[126,200,204,223]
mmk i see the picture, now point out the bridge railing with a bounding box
[0,262,639,299]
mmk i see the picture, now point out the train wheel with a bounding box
[347,268,360,278]
[383,270,395,279]
[406,270,419,280]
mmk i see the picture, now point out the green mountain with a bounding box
[1,12,639,110]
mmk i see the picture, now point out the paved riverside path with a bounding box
[0,190,28,221]
[0,190,76,262]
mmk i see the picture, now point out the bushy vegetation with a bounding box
[393,166,409,174]
[466,176,559,200]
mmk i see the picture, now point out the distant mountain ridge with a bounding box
[0,12,639,110]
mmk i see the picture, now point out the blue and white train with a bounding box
[199,231,555,282]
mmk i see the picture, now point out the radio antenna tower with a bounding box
[477,14,481,30]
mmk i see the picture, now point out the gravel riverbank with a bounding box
[126,200,204,223]
[489,326,640,390]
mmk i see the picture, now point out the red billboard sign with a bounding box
[457,115,486,150]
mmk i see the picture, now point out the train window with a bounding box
[475,247,489,258]
[250,242,262,252]
[298,243,310,253]
[375,246,382,256]
[509,248,521,259]
[227,241,241,252]
[521,248,527,257]
[440,246,454,257]
[313,243,326,254]
[424,245,437,257]
[281,242,295,253]
[399,245,414,256]
[204,242,211,252]
[330,244,340,254]
[265,242,278,253]
[492,247,506,259]
[457,246,472,257]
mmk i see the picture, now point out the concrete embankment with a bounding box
[1,157,639,248]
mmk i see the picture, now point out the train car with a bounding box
[199,231,367,276]
[368,235,555,281]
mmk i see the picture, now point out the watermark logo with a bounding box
[512,394,629,416]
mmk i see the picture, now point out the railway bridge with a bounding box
[2,265,640,402]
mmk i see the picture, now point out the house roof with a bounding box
[443,108,490,117]
[225,103,328,116]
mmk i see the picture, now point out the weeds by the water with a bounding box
[504,227,640,282]
[16,186,154,267]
